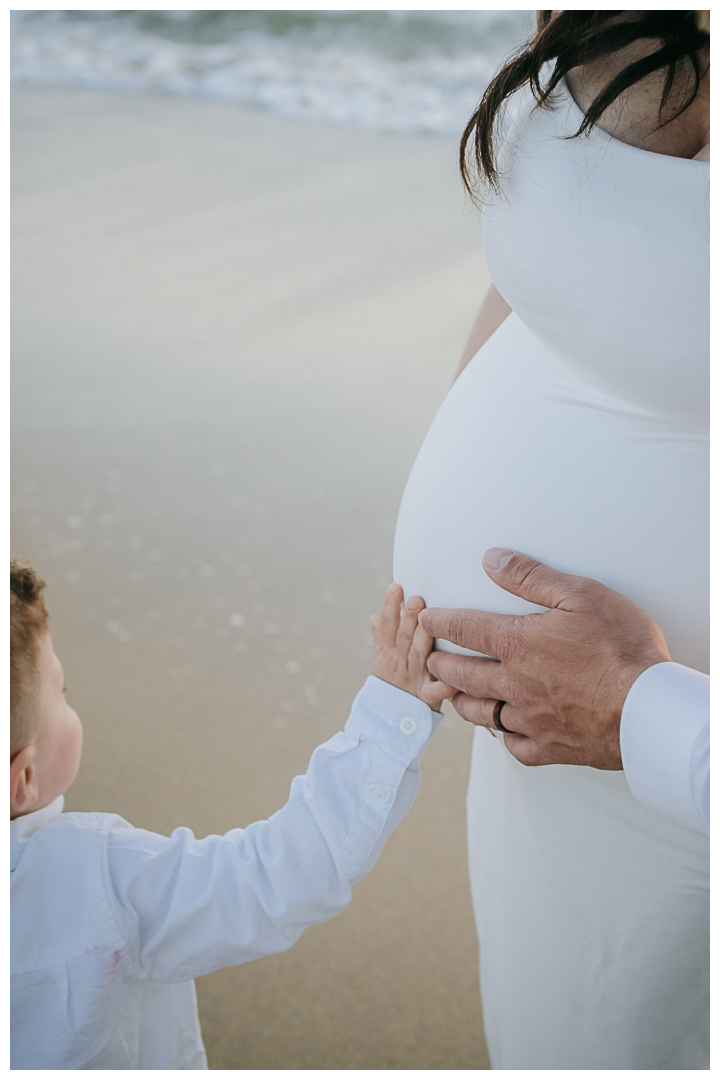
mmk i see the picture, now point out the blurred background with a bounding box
[12,10,530,134]
[12,9,530,1070]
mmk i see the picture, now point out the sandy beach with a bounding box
[12,85,491,1069]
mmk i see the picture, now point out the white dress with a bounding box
[393,81,709,1070]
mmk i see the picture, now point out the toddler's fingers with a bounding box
[408,615,436,684]
[377,583,403,648]
[410,616,435,664]
[396,594,424,656]
[422,678,455,711]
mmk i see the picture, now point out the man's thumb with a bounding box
[482,548,582,610]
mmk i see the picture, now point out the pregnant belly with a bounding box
[393,315,708,671]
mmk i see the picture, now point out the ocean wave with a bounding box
[11,10,532,136]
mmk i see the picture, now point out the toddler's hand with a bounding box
[369,584,455,711]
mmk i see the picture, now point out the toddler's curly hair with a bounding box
[11,560,49,753]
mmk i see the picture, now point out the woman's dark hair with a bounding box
[461,10,710,197]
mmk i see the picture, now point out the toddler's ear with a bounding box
[10,745,39,818]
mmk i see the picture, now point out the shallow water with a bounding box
[12,9,532,135]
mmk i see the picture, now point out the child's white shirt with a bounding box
[11,677,442,1070]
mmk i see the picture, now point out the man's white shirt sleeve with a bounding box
[620,662,709,837]
[102,676,442,983]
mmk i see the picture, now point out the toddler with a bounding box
[10,559,452,1069]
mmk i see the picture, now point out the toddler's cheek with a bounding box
[55,708,84,792]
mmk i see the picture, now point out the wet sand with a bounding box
[11,85,491,1069]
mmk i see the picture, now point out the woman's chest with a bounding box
[483,97,709,426]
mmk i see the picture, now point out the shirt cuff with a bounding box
[620,662,709,836]
[346,675,443,757]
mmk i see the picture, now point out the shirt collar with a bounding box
[10,795,64,873]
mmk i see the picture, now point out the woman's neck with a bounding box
[566,44,710,161]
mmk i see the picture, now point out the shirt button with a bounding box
[370,785,388,803]
[399,716,418,735]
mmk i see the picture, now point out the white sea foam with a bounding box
[11,10,532,136]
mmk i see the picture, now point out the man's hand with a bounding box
[420,548,672,769]
[370,584,455,711]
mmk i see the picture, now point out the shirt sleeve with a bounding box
[102,676,442,983]
[620,662,709,837]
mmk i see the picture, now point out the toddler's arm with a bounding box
[103,587,449,983]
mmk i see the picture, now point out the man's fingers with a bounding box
[452,693,525,737]
[502,733,588,768]
[451,692,496,728]
[426,652,505,699]
[482,548,598,612]
[419,608,515,659]
[501,733,549,765]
